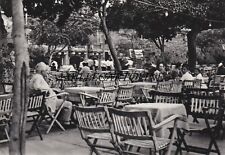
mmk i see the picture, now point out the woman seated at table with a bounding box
[30,62,73,126]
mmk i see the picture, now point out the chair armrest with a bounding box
[153,114,185,130]
[45,92,69,99]
[79,92,99,100]
[52,88,63,93]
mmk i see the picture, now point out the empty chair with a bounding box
[115,85,134,108]
[152,90,183,104]
[97,88,117,107]
[182,79,202,91]
[157,81,173,92]
[74,106,116,155]
[0,94,13,143]
[107,108,181,155]
[141,87,155,103]
[78,92,99,106]
[177,94,224,155]
[182,80,195,90]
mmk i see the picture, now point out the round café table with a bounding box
[64,86,103,102]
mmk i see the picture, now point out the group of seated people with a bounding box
[144,62,209,87]
[29,61,211,130]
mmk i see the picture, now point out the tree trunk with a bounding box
[99,11,121,72]
[187,30,198,72]
[9,0,29,155]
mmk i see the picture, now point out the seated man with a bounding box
[30,62,72,126]
[181,64,194,81]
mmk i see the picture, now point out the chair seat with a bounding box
[185,122,217,132]
[87,133,112,140]
[27,111,39,117]
[123,137,170,151]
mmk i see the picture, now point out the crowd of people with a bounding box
[47,51,225,88]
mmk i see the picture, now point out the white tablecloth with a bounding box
[64,86,103,102]
[124,103,188,137]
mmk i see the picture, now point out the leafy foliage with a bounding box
[28,11,99,46]
[23,0,84,26]
[196,28,225,64]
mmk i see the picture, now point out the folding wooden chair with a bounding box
[182,80,195,91]
[78,92,99,106]
[74,106,117,155]
[0,94,13,143]
[107,108,182,155]
[141,87,155,103]
[176,94,224,155]
[97,88,117,107]
[157,81,173,92]
[101,80,116,88]
[115,85,134,108]
[41,92,69,134]
[151,90,183,104]
[26,92,45,140]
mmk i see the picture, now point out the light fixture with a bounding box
[58,52,62,55]
[209,22,212,27]
[165,11,169,17]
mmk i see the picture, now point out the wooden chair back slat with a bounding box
[27,92,45,111]
[157,81,173,92]
[117,85,134,102]
[98,88,117,106]
[108,108,154,140]
[187,94,222,118]
[152,90,182,104]
[0,94,13,119]
[74,106,110,133]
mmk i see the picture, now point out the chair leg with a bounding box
[85,138,100,155]
[4,127,10,141]
[176,129,189,153]
[206,135,221,155]
[46,115,65,134]
[29,115,43,140]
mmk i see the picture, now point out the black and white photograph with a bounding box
[0,0,225,154]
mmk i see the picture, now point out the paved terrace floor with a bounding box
[0,126,225,155]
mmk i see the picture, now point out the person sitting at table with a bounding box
[80,62,91,79]
[180,64,194,81]
[30,62,73,126]
[194,67,207,88]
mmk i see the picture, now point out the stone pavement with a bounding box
[0,127,225,155]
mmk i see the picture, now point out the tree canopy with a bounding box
[106,0,225,69]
